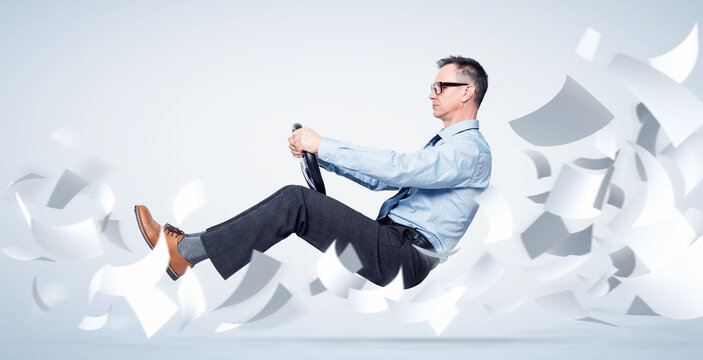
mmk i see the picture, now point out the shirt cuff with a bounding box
[317,137,342,164]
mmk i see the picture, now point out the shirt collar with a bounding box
[437,119,479,140]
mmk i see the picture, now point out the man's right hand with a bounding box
[288,136,303,158]
[289,126,322,157]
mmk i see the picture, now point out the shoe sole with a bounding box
[133,205,180,281]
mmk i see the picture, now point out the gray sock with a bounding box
[178,232,208,265]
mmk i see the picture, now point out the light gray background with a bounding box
[2,0,703,359]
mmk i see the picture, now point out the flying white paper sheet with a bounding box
[527,191,550,204]
[523,150,551,178]
[446,252,505,299]
[662,133,703,196]
[575,27,601,61]
[2,245,54,262]
[608,186,647,236]
[634,153,647,182]
[317,241,365,298]
[216,250,281,309]
[30,218,103,263]
[346,269,403,313]
[387,286,467,324]
[51,125,83,148]
[90,230,169,299]
[573,157,614,170]
[429,305,459,335]
[78,314,110,331]
[178,268,206,330]
[5,173,45,189]
[32,277,54,313]
[31,278,71,314]
[16,192,104,260]
[412,280,448,302]
[46,169,89,209]
[102,219,132,253]
[309,278,326,296]
[15,192,32,227]
[595,123,618,160]
[626,296,660,316]
[31,217,103,260]
[609,246,637,278]
[576,251,616,279]
[608,53,703,147]
[521,212,570,259]
[124,286,178,338]
[88,182,115,215]
[547,225,592,257]
[608,277,621,291]
[584,272,614,297]
[629,142,676,227]
[523,255,589,282]
[484,297,527,315]
[624,211,695,272]
[215,323,242,332]
[688,181,703,212]
[648,23,699,83]
[624,238,703,319]
[594,166,615,210]
[413,244,455,259]
[684,208,703,237]
[78,306,112,331]
[508,75,614,146]
[607,183,625,208]
[173,178,208,225]
[533,290,588,319]
[545,164,604,219]
[474,186,513,244]
[636,103,660,154]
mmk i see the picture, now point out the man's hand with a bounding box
[288,126,322,158]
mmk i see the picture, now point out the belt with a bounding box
[378,216,440,269]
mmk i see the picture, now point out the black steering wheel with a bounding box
[292,123,326,194]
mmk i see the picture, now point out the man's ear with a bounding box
[461,85,475,103]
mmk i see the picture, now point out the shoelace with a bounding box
[164,223,185,237]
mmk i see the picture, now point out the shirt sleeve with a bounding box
[318,137,484,189]
[317,152,399,192]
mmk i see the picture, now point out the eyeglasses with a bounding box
[431,82,469,95]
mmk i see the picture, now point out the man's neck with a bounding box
[441,109,478,128]
[442,116,476,128]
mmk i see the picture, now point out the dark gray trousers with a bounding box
[200,184,434,289]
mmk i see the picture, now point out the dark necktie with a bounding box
[375,134,442,220]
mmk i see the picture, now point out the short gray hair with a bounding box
[437,56,488,107]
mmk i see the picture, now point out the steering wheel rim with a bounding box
[292,123,326,194]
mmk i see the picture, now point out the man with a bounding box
[135,55,491,289]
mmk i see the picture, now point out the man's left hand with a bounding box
[289,126,322,156]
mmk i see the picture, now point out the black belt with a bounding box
[378,216,440,269]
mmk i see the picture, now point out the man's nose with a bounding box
[429,90,437,100]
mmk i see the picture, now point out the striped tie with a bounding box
[375,134,442,220]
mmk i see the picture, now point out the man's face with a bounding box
[429,64,467,120]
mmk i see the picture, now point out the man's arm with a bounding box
[288,126,399,191]
[317,157,400,191]
[317,137,488,189]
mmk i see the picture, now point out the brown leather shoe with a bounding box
[134,205,193,280]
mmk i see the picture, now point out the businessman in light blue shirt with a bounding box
[293,56,491,264]
[135,56,491,289]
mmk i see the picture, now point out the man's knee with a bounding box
[278,185,309,202]
[280,184,305,193]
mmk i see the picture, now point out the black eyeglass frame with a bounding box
[431,82,470,95]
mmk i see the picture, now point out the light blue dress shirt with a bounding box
[316,119,492,262]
